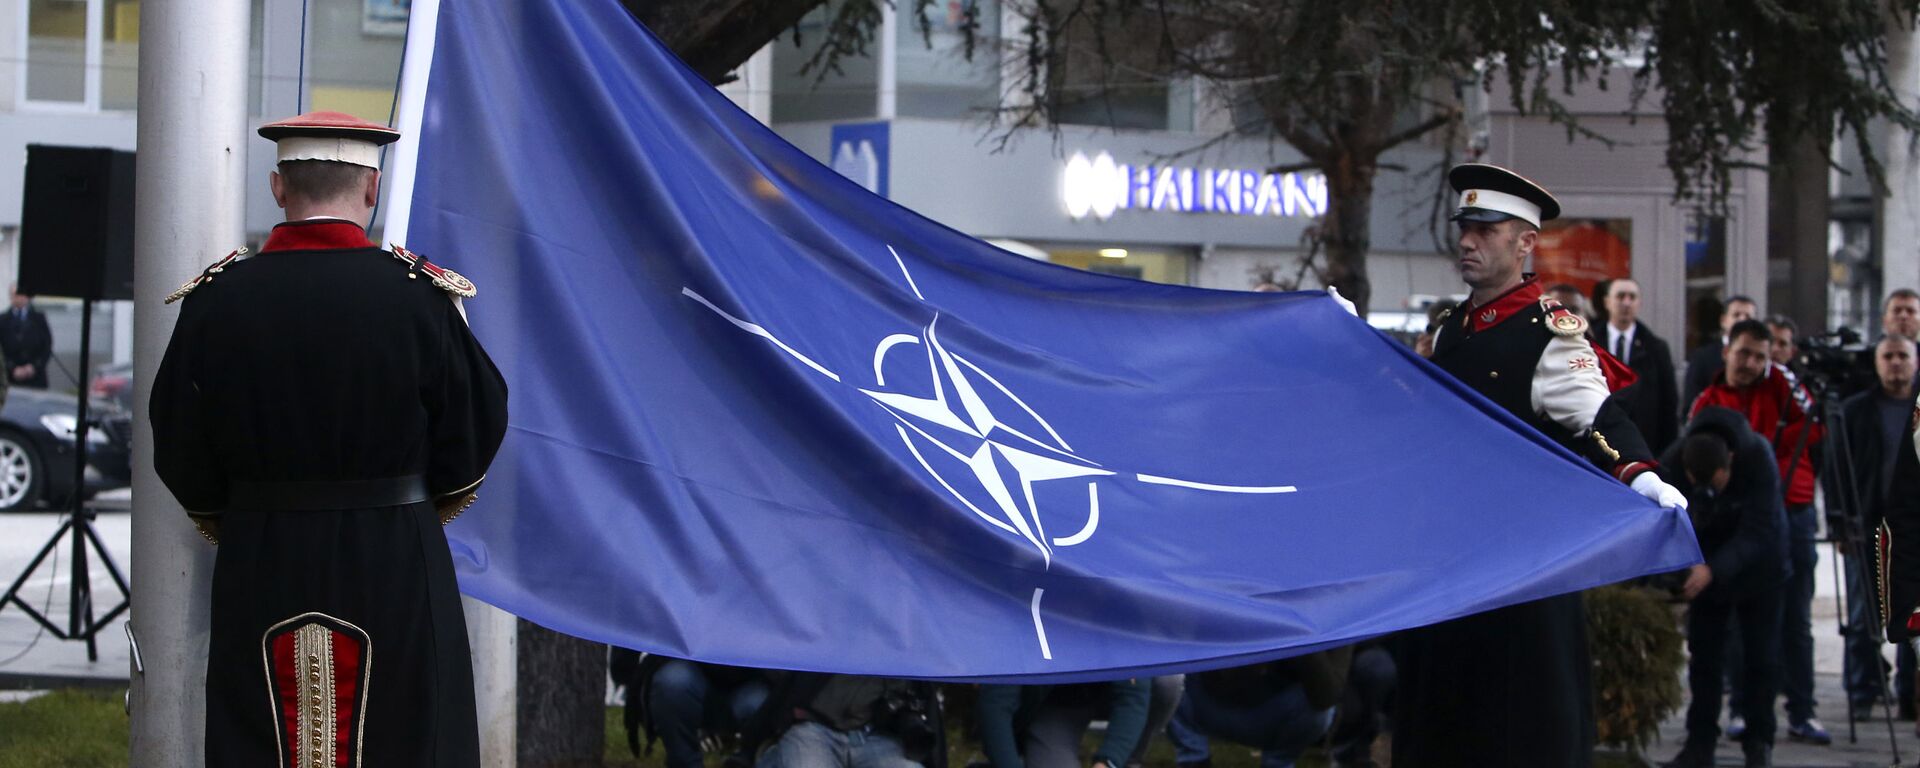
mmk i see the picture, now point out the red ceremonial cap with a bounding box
[257,111,400,170]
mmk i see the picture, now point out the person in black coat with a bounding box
[1682,296,1757,416]
[1659,407,1791,768]
[1877,394,1920,646]
[0,284,53,389]
[1593,278,1680,454]
[151,111,509,768]
[1838,335,1918,713]
[1395,165,1688,768]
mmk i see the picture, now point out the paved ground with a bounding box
[3,496,1918,765]
[1633,553,1920,767]
[0,489,132,689]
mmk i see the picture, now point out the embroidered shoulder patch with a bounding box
[1538,296,1588,338]
[165,248,247,304]
[390,244,477,299]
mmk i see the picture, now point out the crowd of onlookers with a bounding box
[1554,282,1919,767]
[605,648,1397,768]
[602,285,1920,768]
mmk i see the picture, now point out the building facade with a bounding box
[0,0,1814,380]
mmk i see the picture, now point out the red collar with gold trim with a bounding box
[1460,277,1543,333]
[260,219,374,253]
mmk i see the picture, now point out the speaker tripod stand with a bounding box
[0,297,129,661]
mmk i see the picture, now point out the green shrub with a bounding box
[1587,585,1686,754]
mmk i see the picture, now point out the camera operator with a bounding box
[1839,335,1920,717]
[1659,408,1790,768]
[754,674,942,768]
[1692,319,1828,743]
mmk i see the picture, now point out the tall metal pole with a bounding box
[130,0,251,762]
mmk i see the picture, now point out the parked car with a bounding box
[89,361,133,413]
[0,387,133,510]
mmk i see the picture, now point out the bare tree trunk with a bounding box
[517,619,608,767]
[1767,129,1831,331]
[1321,154,1378,316]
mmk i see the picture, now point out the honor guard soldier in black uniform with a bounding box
[152,111,509,767]
[1879,393,1920,647]
[1392,164,1689,768]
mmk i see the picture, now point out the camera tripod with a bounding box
[0,297,129,662]
[1803,376,1903,760]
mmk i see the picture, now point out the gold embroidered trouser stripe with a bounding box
[294,623,338,768]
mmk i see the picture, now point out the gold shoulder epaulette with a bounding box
[390,244,477,299]
[164,248,247,304]
[1539,295,1588,338]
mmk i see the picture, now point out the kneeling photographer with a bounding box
[1660,407,1790,768]
[752,673,944,768]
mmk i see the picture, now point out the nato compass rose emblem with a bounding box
[683,246,1297,659]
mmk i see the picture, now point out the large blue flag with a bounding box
[385,0,1698,682]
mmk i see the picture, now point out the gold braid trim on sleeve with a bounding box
[189,513,222,545]
[1881,520,1894,631]
[434,476,485,525]
[1589,430,1622,463]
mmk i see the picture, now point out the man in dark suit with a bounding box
[1683,295,1757,417]
[1593,278,1680,454]
[1839,335,1918,717]
[0,284,52,389]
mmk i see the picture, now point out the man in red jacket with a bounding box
[1690,318,1827,745]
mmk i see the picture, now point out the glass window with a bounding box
[1684,213,1728,354]
[27,0,88,104]
[1046,246,1191,285]
[101,1,139,110]
[772,1,879,123]
[1534,218,1632,319]
[894,0,1000,120]
[306,0,407,122]
[1044,14,1187,131]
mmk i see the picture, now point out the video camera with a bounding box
[1794,327,1874,397]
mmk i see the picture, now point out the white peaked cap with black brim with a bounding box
[1448,163,1561,228]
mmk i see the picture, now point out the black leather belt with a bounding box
[228,475,429,512]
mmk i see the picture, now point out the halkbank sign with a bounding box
[1060,151,1329,221]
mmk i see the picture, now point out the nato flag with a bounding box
[385,0,1698,681]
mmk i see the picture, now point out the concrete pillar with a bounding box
[129,0,250,762]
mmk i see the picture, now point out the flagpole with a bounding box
[384,1,519,760]
[130,0,250,761]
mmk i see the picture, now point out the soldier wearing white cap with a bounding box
[152,111,507,767]
[1391,164,1690,768]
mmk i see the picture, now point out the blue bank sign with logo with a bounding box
[831,122,891,199]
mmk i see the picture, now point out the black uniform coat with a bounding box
[1592,322,1680,455]
[1878,398,1920,643]
[152,219,508,768]
[0,304,53,388]
[1396,278,1656,768]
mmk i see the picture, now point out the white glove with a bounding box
[1631,472,1688,511]
[1326,286,1358,316]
